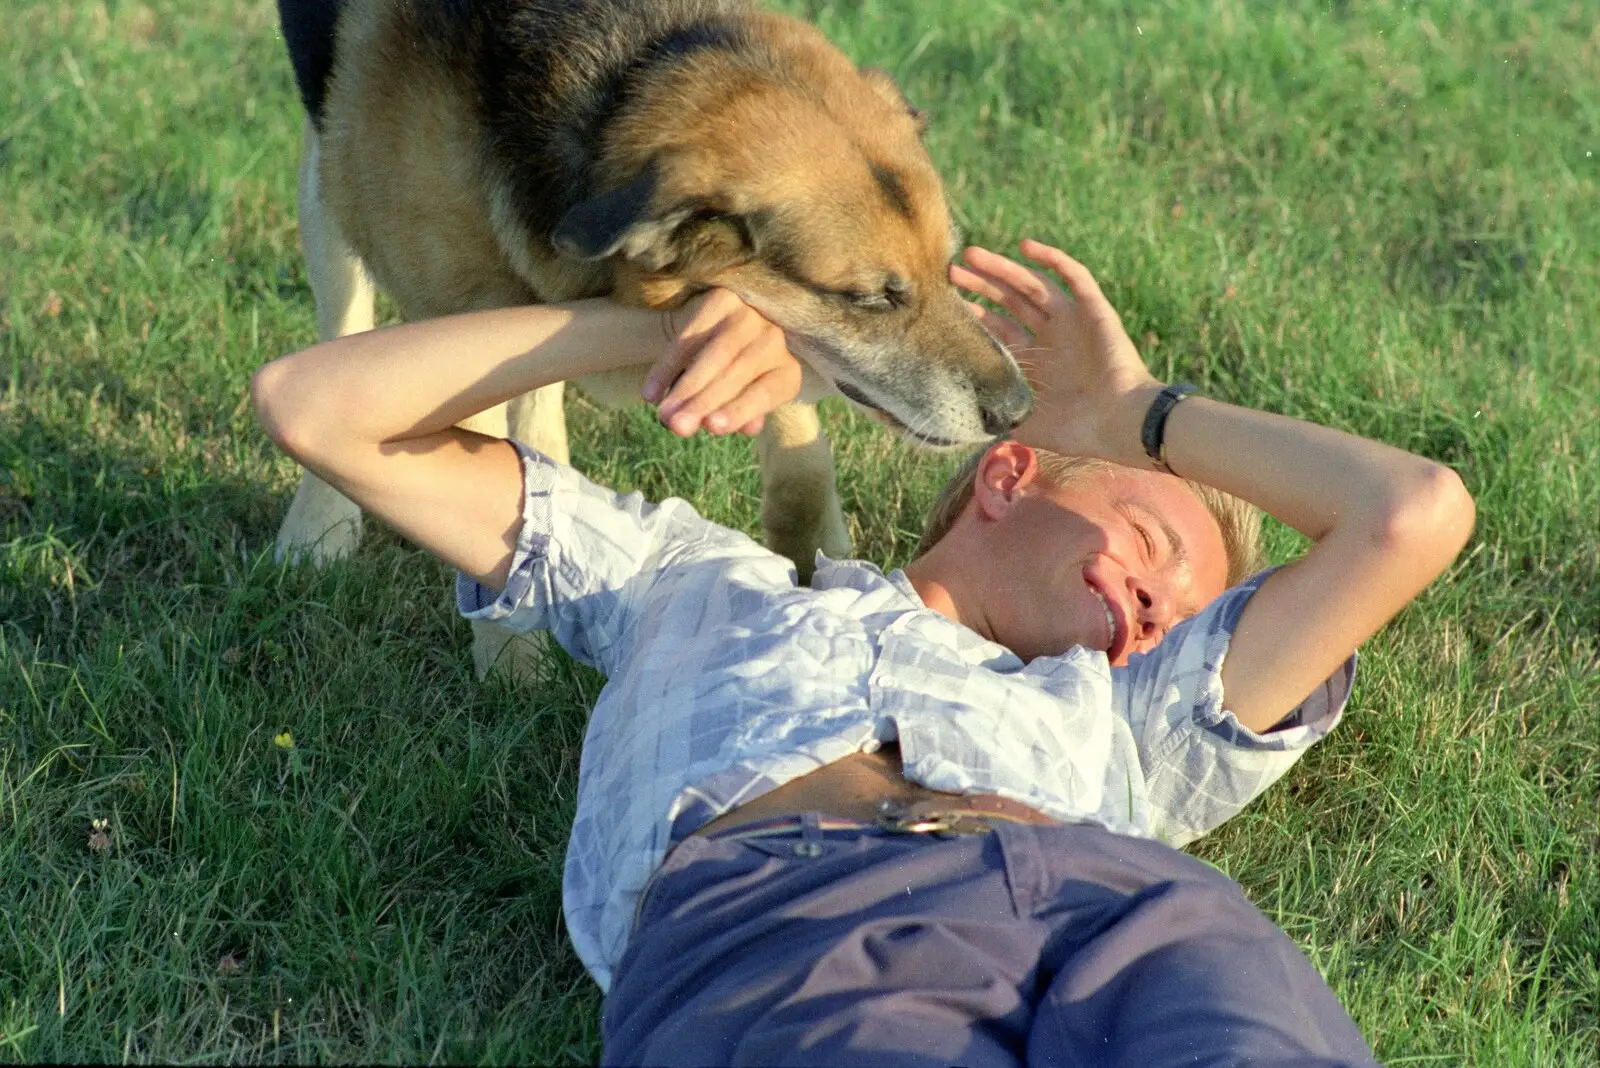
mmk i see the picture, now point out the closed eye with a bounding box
[1121,506,1156,561]
[839,275,910,312]
[842,289,895,311]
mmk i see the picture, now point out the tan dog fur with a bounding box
[274,0,1031,677]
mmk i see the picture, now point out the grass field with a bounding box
[2,0,1597,1061]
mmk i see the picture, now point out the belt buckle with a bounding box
[874,802,993,837]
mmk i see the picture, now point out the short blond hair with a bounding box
[914,446,1265,588]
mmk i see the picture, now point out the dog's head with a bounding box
[550,43,1032,446]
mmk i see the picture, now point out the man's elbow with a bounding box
[251,358,325,464]
[1377,462,1477,574]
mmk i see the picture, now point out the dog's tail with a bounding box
[277,0,346,128]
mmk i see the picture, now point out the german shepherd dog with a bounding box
[274,0,1032,675]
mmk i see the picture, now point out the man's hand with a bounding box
[951,240,1162,465]
[956,239,1476,733]
[642,289,804,438]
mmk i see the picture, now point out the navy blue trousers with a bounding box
[603,817,1378,1067]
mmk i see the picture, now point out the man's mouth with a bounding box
[1088,580,1126,662]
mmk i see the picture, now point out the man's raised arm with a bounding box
[953,240,1476,732]
[251,292,801,592]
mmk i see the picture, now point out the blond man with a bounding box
[253,240,1473,1066]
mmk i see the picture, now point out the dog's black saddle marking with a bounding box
[277,0,346,128]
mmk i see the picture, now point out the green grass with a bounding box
[2,0,1597,1061]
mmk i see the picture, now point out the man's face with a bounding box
[989,467,1229,665]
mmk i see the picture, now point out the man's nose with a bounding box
[1129,577,1176,642]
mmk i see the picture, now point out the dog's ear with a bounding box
[658,210,763,277]
[860,67,927,136]
[551,167,680,264]
[552,165,760,275]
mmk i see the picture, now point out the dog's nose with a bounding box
[979,377,1034,436]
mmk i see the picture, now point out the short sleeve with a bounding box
[1112,568,1356,847]
[455,440,788,675]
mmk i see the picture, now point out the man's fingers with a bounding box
[965,300,1033,351]
[649,289,749,402]
[643,346,691,404]
[965,301,1033,351]
[652,288,798,437]
[707,365,798,436]
[659,326,748,418]
[961,246,1059,311]
[1019,239,1107,306]
[665,330,800,437]
[670,361,759,435]
[646,307,714,403]
[950,262,1008,302]
[950,261,1052,335]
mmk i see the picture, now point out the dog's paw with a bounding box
[274,517,362,566]
[275,473,363,566]
[471,622,552,683]
[765,495,852,584]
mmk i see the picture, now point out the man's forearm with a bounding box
[1094,385,1468,554]
[249,291,803,592]
[1086,384,1473,727]
[955,240,1475,729]
[253,300,665,456]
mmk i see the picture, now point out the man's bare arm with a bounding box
[953,241,1475,732]
[251,294,801,592]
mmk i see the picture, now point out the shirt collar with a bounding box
[812,554,1023,668]
[810,553,924,600]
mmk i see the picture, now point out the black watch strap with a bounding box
[1140,383,1198,473]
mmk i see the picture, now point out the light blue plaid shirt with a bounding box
[458,443,1354,991]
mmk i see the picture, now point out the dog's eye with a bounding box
[841,277,909,311]
[843,290,894,311]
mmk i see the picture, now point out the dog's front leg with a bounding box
[275,125,376,566]
[757,401,851,583]
[506,382,570,467]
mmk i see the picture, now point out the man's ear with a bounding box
[551,163,761,275]
[973,440,1042,520]
[860,67,928,135]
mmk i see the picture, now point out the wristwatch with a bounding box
[1140,383,1198,474]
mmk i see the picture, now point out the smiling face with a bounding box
[1005,469,1229,665]
[909,444,1229,665]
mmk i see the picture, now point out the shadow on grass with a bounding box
[121,177,215,245]
[1,403,605,1061]
[1379,180,1541,312]
[0,402,285,648]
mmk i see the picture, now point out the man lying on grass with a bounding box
[252,239,1474,1067]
